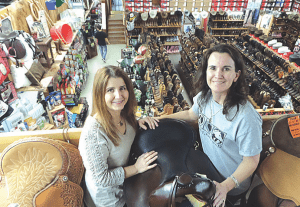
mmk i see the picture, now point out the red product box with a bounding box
[125,1,134,6]
[143,6,152,11]
[161,0,169,2]
[126,6,134,11]
[143,0,152,2]
[161,2,169,7]
[134,0,142,2]
[152,6,160,10]
[160,7,168,11]
[135,7,144,12]
[211,5,217,10]
[135,2,143,7]
[144,2,152,6]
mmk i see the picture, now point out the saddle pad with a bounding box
[259,148,300,205]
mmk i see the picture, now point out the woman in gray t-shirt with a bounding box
[79,66,159,207]
[157,44,262,207]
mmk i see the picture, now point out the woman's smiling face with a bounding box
[206,52,240,97]
[105,77,129,113]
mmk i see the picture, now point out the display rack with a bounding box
[233,42,300,106]
[209,13,247,37]
[125,12,182,47]
[260,0,293,11]
[270,17,300,51]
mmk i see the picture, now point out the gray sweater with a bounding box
[78,116,136,207]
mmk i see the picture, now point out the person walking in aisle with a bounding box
[142,44,262,207]
[95,25,110,63]
[79,65,159,207]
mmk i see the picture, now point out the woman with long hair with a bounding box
[79,65,159,207]
[159,44,262,206]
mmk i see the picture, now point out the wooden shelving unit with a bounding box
[212,20,244,22]
[233,42,300,105]
[209,15,247,37]
[211,28,248,30]
[125,12,182,46]
[270,17,300,51]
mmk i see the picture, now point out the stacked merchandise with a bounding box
[260,0,293,11]
[169,0,211,12]
[54,29,89,107]
[125,11,182,54]
[211,0,248,11]
[179,30,219,100]
[234,33,300,113]
[120,37,189,118]
[292,1,300,13]
[125,0,169,12]
[209,10,247,37]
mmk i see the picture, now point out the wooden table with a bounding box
[36,37,54,68]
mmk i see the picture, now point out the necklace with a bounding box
[209,99,223,123]
[117,120,124,126]
[117,117,124,126]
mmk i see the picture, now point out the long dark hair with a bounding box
[194,44,248,120]
[91,65,137,146]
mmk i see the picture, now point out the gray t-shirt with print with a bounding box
[192,92,262,195]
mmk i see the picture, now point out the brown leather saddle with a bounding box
[251,114,300,206]
[0,137,84,207]
[124,118,225,207]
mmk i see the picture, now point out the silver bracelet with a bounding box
[230,175,240,188]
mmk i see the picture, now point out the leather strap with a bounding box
[168,176,178,207]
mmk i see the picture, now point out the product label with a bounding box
[288,116,300,138]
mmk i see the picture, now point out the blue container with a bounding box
[45,0,56,10]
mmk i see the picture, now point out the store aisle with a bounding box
[81,44,126,113]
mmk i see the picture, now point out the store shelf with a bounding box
[147,25,181,28]
[164,42,180,45]
[211,28,248,30]
[150,34,179,37]
[212,35,239,37]
[233,43,300,103]
[212,20,244,22]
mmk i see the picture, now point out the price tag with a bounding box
[288,116,300,138]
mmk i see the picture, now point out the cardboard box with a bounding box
[143,6,152,11]
[144,2,152,6]
[134,2,143,6]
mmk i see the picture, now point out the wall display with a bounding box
[260,14,272,29]
[209,11,247,37]
[31,22,47,39]
[38,10,50,37]
[55,29,89,106]
[1,17,13,34]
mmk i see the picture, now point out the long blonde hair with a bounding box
[91,65,137,146]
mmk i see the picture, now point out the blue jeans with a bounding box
[98,45,107,60]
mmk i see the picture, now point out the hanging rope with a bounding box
[30,2,40,21]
